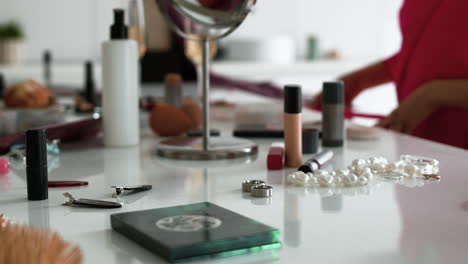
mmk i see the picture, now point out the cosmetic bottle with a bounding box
[322,81,344,147]
[43,50,51,88]
[164,73,182,107]
[102,9,139,147]
[83,61,96,106]
[302,128,319,154]
[284,85,303,167]
[76,61,97,113]
[26,129,48,201]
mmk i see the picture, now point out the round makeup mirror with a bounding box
[154,0,258,160]
[156,0,256,39]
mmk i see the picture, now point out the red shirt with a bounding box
[384,0,468,149]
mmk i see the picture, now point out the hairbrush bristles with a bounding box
[0,214,82,264]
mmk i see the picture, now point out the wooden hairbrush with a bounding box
[0,214,82,264]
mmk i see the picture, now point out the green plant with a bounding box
[0,22,25,40]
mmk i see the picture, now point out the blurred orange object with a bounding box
[181,99,202,128]
[149,100,202,136]
[0,214,82,264]
[4,80,52,108]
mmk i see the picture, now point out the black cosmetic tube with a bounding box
[26,129,48,201]
[322,81,345,147]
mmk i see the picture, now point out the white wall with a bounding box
[231,0,403,60]
[0,0,403,62]
[0,0,121,62]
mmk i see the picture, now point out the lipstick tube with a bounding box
[267,142,285,170]
[26,129,48,201]
[322,81,345,147]
[284,85,303,167]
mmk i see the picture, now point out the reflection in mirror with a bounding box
[156,0,256,37]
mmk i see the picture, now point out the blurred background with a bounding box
[0,0,404,115]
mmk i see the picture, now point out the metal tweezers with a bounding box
[111,185,152,198]
[63,192,122,209]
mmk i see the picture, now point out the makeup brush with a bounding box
[0,214,82,264]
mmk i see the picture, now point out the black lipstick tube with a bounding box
[26,129,48,201]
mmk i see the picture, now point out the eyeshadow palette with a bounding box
[111,202,281,262]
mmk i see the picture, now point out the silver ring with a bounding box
[242,180,265,192]
[251,185,273,198]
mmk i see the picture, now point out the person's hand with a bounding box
[306,61,392,110]
[376,82,437,133]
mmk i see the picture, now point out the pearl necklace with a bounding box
[287,156,439,188]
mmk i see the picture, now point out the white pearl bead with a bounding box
[369,157,380,164]
[352,159,367,167]
[356,167,371,176]
[376,157,388,164]
[315,169,329,176]
[358,175,368,185]
[344,174,358,186]
[334,176,343,185]
[354,165,364,175]
[336,169,349,176]
[295,171,307,180]
[287,173,296,184]
[352,159,359,167]
[288,173,299,185]
[308,176,319,186]
[347,166,357,174]
[318,174,334,187]
[379,163,388,172]
[386,162,398,173]
[397,161,407,171]
[370,163,386,173]
[329,171,336,177]
[295,171,310,186]
[404,164,418,176]
[362,171,374,181]
[368,163,377,171]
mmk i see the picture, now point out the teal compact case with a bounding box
[111,202,281,262]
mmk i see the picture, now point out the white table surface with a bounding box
[1,108,468,264]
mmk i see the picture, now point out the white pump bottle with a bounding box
[102,9,139,147]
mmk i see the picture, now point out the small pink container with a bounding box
[0,158,9,174]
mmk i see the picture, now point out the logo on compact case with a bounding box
[156,215,222,232]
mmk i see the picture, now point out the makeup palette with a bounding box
[111,202,281,262]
